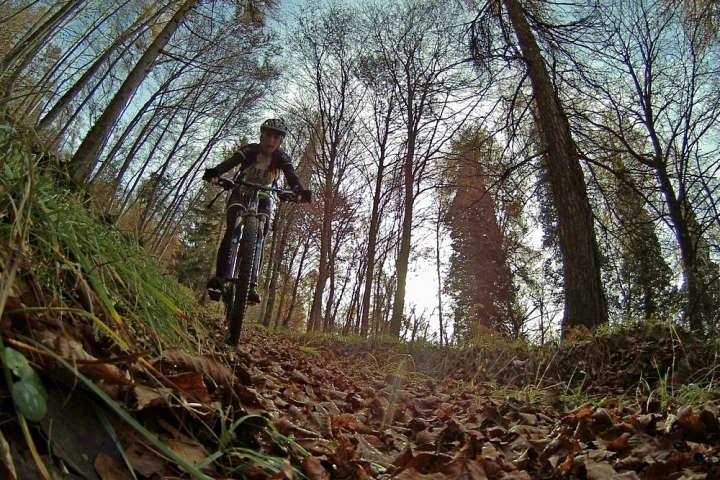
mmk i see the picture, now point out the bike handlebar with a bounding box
[216,177,311,203]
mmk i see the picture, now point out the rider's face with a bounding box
[260,129,284,153]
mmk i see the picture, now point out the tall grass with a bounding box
[0,122,207,351]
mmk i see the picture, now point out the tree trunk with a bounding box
[323,253,336,332]
[273,241,300,329]
[283,237,310,328]
[435,197,445,346]
[360,152,387,337]
[307,174,333,331]
[504,0,607,332]
[655,163,716,330]
[69,0,197,184]
[390,128,417,337]
[261,212,285,327]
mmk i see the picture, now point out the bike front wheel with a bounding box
[226,215,258,345]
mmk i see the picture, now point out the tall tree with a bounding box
[570,0,720,329]
[614,157,674,320]
[36,3,167,131]
[353,64,399,336]
[293,4,363,332]
[363,0,477,337]
[472,0,608,332]
[0,0,88,109]
[443,128,519,338]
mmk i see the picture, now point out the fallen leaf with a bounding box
[291,370,312,384]
[95,452,132,480]
[39,331,130,385]
[558,455,573,473]
[132,384,171,410]
[167,371,212,403]
[40,389,122,480]
[274,417,321,439]
[125,441,172,478]
[677,414,707,437]
[162,436,208,466]
[583,457,618,479]
[154,349,244,388]
[608,432,631,452]
[393,468,446,479]
[302,456,330,480]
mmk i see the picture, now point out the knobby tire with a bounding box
[227,215,258,345]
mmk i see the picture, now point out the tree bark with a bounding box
[435,197,445,346]
[284,237,310,328]
[504,0,607,332]
[655,163,716,330]
[360,104,392,336]
[262,211,286,327]
[307,166,334,331]
[390,127,417,336]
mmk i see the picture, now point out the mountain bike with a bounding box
[211,177,304,346]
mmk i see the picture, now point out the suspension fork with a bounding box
[250,212,270,286]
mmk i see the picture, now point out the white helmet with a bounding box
[260,118,288,136]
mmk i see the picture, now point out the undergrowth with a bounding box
[0,123,206,352]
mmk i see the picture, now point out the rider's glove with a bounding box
[297,190,312,203]
[202,168,219,181]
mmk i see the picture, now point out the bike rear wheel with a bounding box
[226,215,258,345]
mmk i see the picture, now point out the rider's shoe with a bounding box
[206,276,223,301]
[247,287,261,304]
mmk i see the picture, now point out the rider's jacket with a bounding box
[202,144,304,191]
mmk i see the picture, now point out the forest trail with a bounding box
[5,321,718,479]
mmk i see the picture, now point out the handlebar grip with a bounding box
[217,178,235,190]
[298,190,312,203]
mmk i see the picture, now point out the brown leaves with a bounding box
[17,324,720,479]
[39,331,130,386]
[94,453,131,480]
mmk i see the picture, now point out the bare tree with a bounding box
[292,4,364,332]
[471,0,608,332]
[363,0,479,337]
[69,0,199,184]
[569,0,720,329]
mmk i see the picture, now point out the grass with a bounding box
[0,123,207,352]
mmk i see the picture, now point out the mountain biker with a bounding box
[202,118,311,303]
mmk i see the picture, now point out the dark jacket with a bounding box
[202,144,304,191]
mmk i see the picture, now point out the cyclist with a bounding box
[202,118,311,303]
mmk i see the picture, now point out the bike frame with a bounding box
[215,177,297,344]
[225,185,271,289]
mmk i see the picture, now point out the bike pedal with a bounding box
[247,290,261,304]
[208,288,222,301]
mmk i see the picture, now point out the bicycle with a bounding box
[209,177,306,345]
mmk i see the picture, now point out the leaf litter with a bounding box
[2,319,720,479]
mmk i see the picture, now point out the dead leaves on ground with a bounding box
[7,325,720,479]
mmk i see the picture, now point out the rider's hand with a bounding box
[210,177,219,185]
[296,190,312,203]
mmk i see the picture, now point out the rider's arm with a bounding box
[203,146,253,181]
[274,150,304,192]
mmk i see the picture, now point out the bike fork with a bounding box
[251,227,264,287]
